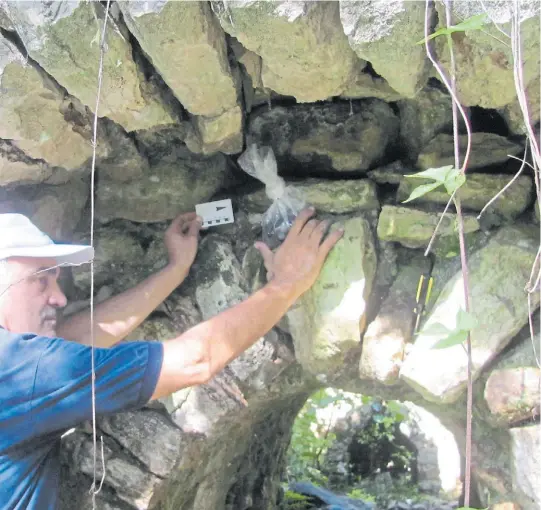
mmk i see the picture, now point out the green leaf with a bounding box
[416,14,489,44]
[457,308,477,331]
[404,165,455,183]
[443,169,466,194]
[432,329,468,349]
[402,181,443,203]
[423,322,452,336]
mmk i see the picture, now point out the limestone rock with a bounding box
[119,1,237,117]
[194,235,247,321]
[96,147,228,223]
[510,425,540,508]
[340,0,429,98]
[502,75,540,136]
[99,410,183,478]
[359,253,430,384]
[0,177,89,240]
[368,160,411,186]
[340,70,403,102]
[418,133,523,171]
[69,434,162,509]
[397,173,533,219]
[484,367,540,425]
[3,1,174,132]
[377,205,480,250]
[247,100,399,175]
[118,1,243,154]
[0,140,52,187]
[192,106,244,155]
[0,36,93,179]
[434,1,540,109]
[397,88,453,161]
[213,1,360,102]
[71,225,145,294]
[400,225,540,403]
[240,178,379,214]
[286,217,377,374]
[399,402,461,496]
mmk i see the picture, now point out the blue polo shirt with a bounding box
[0,328,164,509]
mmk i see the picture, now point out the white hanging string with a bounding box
[88,0,112,505]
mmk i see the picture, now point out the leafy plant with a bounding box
[283,490,312,510]
[402,165,466,204]
[347,488,376,503]
[416,13,489,44]
[423,308,477,349]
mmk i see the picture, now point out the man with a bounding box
[0,207,343,509]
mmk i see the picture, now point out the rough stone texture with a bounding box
[240,178,379,215]
[339,70,403,102]
[397,173,533,219]
[377,205,480,250]
[63,432,163,509]
[96,146,228,223]
[191,105,244,155]
[0,35,93,181]
[502,75,540,136]
[99,409,183,478]
[3,1,175,132]
[399,402,461,496]
[397,88,453,162]
[417,133,524,171]
[71,225,146,294]
[359,253,430,385]
[286,217,377,374]
[247,100,399,175]
[118,1,242,154]
[213,1,360,102]
[510,425,540,508]
[0,177,88,239]
[340,0,429,98]
[400,225,541,403]
[484,367,540,425]
[119,1,237,118]
[434,0,540,109]
[368,160,412,186]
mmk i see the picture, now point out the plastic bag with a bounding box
[238,144,306,250]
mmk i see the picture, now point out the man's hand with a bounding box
[254,207,344,300]
[164,212,202,274]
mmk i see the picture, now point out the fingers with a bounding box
[288,207,316,237]
[310,220,329,246]
[318,227,344,262]
[187,216,203,237]
[254,241,274,270]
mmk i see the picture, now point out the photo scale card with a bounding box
[195,199,234,229]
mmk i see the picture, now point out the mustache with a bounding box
[40,308,57,322]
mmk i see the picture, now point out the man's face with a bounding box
[0,257,67,337]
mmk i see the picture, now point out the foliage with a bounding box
[283,490,312,510]
[353,401,414,479]
[402,165,466,203]
[416,13,489,44]
[347,488,376,503]
[286,388,361,485]
[422,308,477,349]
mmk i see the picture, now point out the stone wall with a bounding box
[0,1,539,509]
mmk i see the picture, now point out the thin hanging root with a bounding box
[89,0,111,505]
[477,143,530,220]
[422,0,474,505]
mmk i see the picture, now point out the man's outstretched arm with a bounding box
[151,208,343,400]
[57,213,202,348]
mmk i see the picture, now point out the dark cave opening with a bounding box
[347,416,419,484]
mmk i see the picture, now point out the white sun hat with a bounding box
[0,213,94,266]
